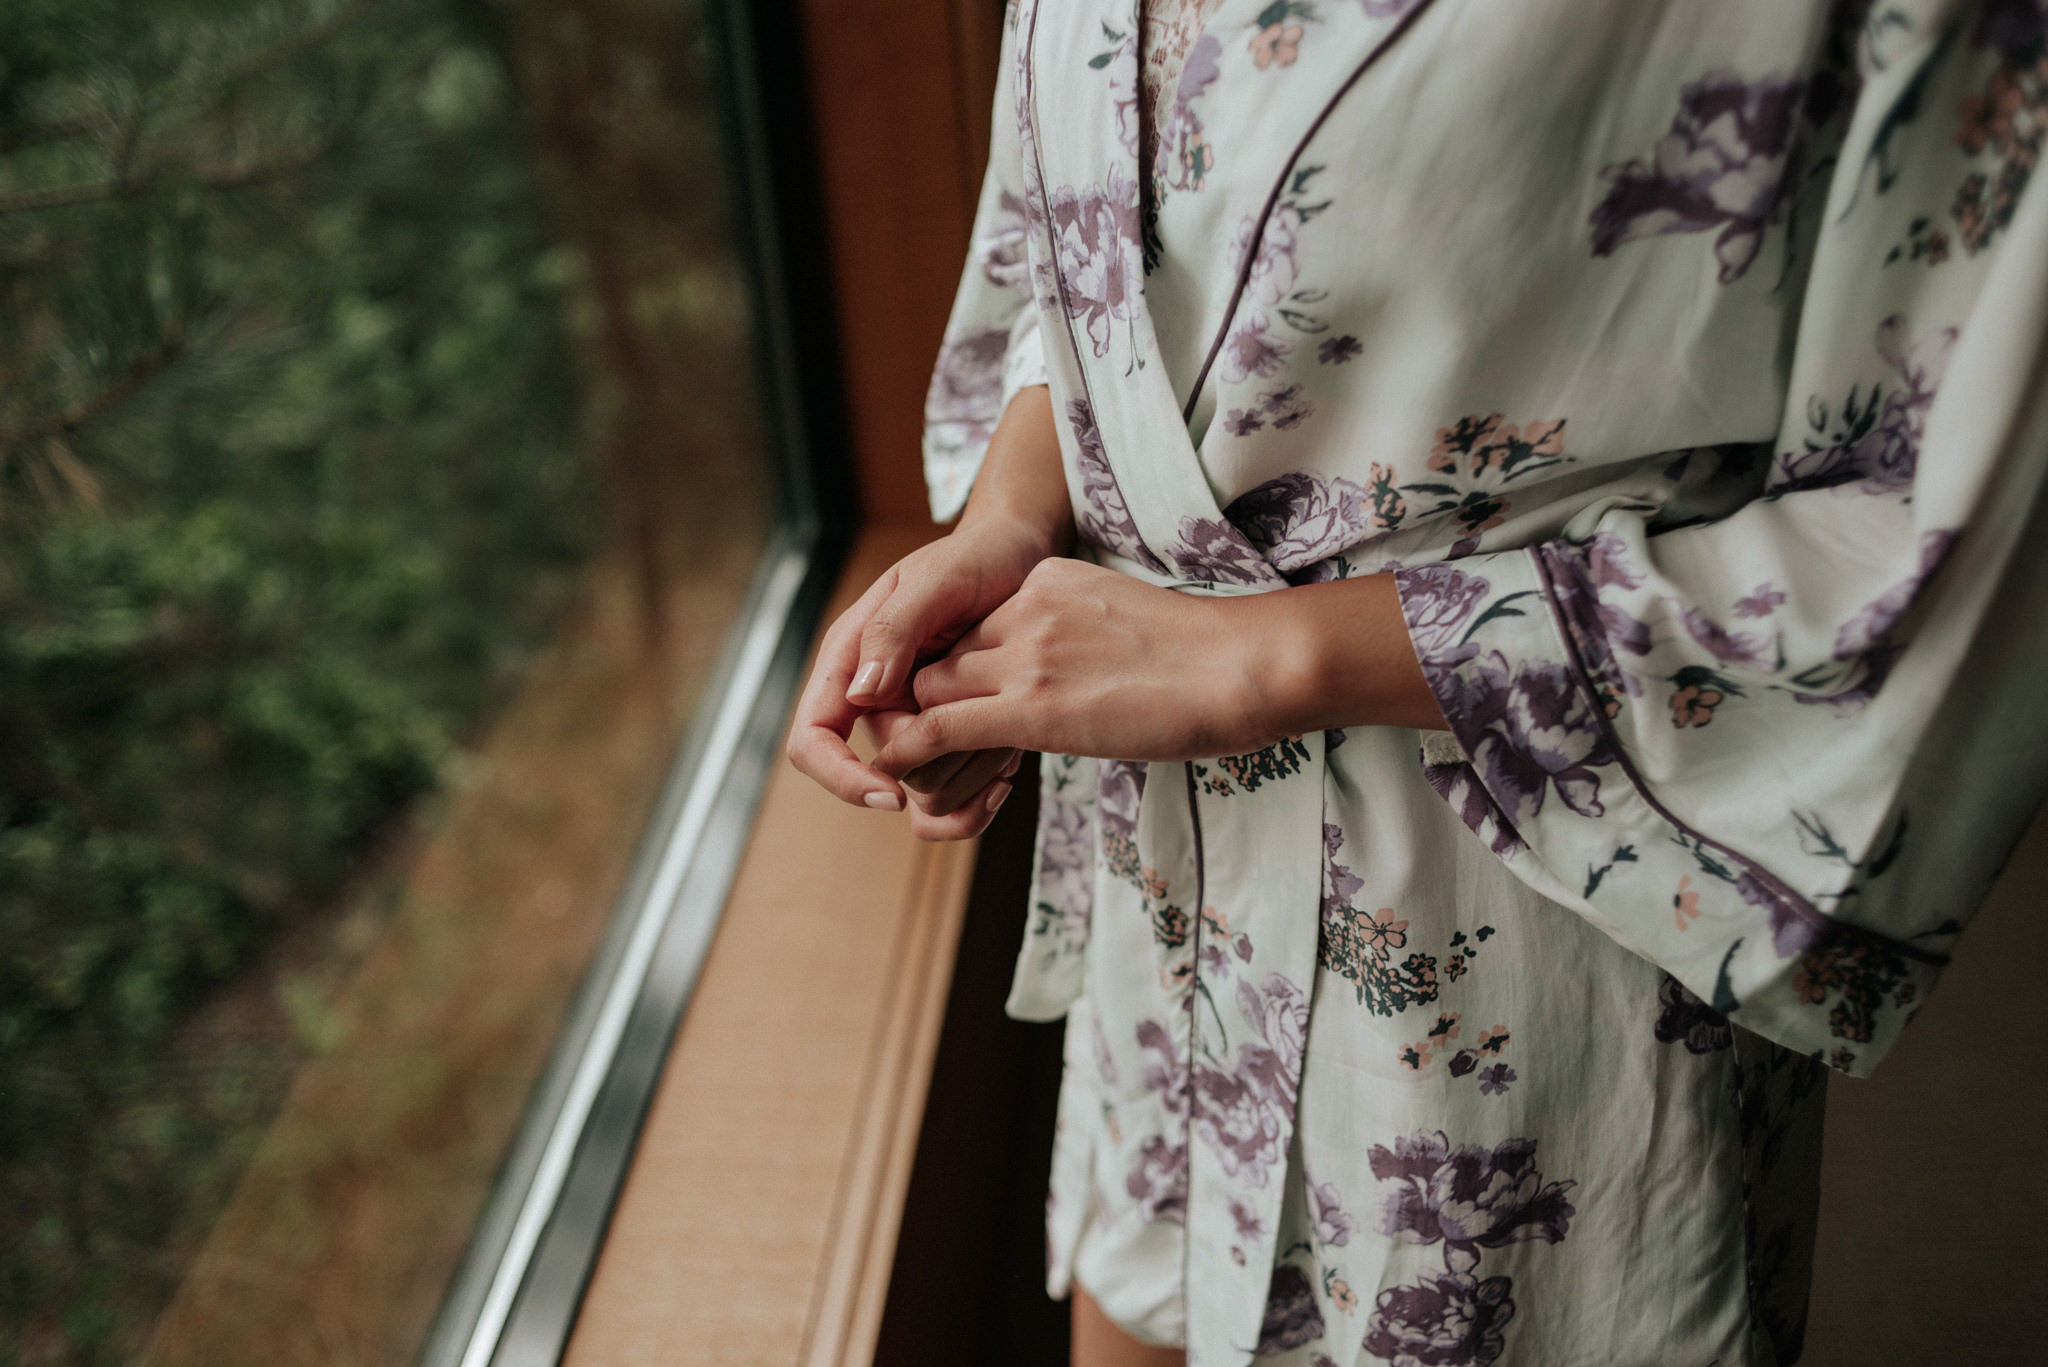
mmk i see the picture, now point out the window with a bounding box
[0,2,841,1364]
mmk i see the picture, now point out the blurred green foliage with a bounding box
[0,1,601,1359]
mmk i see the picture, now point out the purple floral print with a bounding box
[1049,166,1143,359]
[1589,70,1806,283]
[1305,1165,1359,1249]
[1168,514,1285,587]
[1734,583,1786,619]
[1067,399,1168,572]
[1477,1064,1516,1096]
[1318,333,1362,364]
[1225,470,1372,575]
[1219,384,1318,439]
[1682,605,1777,671]
[925,328,1010,447]
[1794,641,1900,716]
[1833,527,1958,661]
[1221,312,1292,384]
[1537,534,1651,716]
[1737,867,1827,959]
[1654,972,1734,1054]
[1154,35,1222,195]
[1398,562,1491,683]
[1360,1132,1572,1365]
[1363,1270,1516,1367]
[1098,758,1147,885]
[1191,974,1308,1187]
[1257,1264,1327,1355]
[1423,756,1528,859]
[1371,1131,1577,1271]
[1128,1018,1190,1224]
[1773,315,1957,496]
[975,189,1032,291]
[1126,1135,1189,1225]
[1220,204,1307,383]
[1438,651,1618,826]
[1030,760,1093,951]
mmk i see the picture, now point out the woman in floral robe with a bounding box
[787,1,2048,1363]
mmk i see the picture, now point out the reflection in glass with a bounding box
[0,1,768,1362]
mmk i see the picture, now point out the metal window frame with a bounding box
[416,0,854,1361]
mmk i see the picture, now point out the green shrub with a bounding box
[0,1,601,1359]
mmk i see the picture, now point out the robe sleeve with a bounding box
[1394,6,2048,1076]
[922,4,1046,523]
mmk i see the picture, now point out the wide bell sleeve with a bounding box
[1395,5,2048,1076]
[921,3,1047,523]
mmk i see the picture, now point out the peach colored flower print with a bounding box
[1673,876,1701,931]
[1363,909,1409,956]
[1670,682,1723,727]
[1331,1279,1359,1313]
[1250,21,1305,69]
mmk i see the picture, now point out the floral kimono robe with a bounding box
[922,1,2048,1363]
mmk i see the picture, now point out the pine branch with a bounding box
[0,129,350,217]
[0,334,185,455]
[0,115,105,158]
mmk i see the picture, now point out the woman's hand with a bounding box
[872,561,1447,778]
[874,559,1287,773]
[784,513,1051,834]
[785,386,1070,841]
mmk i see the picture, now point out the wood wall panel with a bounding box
[796,0,994,527]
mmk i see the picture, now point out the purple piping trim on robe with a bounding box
[1522,547,1947,968]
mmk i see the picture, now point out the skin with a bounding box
[786,384,1446,843]
[784,385,1446,1363]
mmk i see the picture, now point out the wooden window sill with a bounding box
[562,525,974,1367]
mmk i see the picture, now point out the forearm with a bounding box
[954,385,1073,559]
[1225,574,1449,736]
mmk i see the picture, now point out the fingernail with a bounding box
[985,781,1012,814]
[848,662,883,698]
[864,790,903,812]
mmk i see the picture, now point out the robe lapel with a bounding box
[1020,0,1442,588]
[1180,738,1327,1364]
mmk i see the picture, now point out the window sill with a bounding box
[562,525,976,1367]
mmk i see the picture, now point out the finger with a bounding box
[786,611,905,811]
[860,708,973,796]
[786,717,905,812]
[910,645,1006,712]
[874,697,1014,778]
[907,778,1014,842]
[913,746,1022,817]
[848,566,993,708]
[903,748,973,796]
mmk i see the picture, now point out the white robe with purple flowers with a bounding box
[922,1,2048,1363]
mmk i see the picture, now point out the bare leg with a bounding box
[1071,1285,1185,1367]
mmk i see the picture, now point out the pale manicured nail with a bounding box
[985,781,1012,814]
[864,790,903,812]
[848,661,883,698]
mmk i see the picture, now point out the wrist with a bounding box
[1226,589,1328,742]
[955,500,1073,565]
[1222,575,1445,739]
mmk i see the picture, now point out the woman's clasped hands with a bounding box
[783,385,1443,842]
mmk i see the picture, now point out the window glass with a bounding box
[0,2,770,1362]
